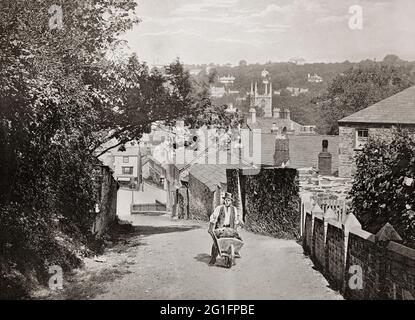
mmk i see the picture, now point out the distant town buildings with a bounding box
[286,87,309,96]
[308,73,323,83]
[210,86,226,98]
[189,68,202,76]
[247,107,316,135]
[209,85,239,98]
[225,103,237,113]
[218,75,235,85]
[289,58,306,65]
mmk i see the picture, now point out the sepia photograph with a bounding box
[1,0,414,306]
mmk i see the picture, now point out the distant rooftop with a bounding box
[339,85,415,125]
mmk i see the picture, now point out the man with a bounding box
[208,192,244,266]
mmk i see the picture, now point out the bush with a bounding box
[349,129,415,247]
[0,204,83,299]
[227,168,300,239]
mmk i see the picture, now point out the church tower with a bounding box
[250,69,272,118]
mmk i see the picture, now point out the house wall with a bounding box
[113,155,139,179]
[142,162,150,179]
[338,125,395,178]
[339,124,415,178]
[338,126,356,178]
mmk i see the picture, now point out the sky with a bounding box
[123,0,415,65]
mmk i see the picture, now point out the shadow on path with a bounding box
[194,253,231,269]
[134,225,201,236]
[194,253,211,265]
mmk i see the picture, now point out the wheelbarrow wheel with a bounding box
[225,244,235,269]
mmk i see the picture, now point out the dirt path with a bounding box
[44,212,342,300]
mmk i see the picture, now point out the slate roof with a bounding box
[287,135,339,173]
[189,164,243,191]
[185,141,256,191]
[339,86,415,125]
[260,133,278,165]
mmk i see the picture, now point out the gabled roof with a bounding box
[339,86,415,125]
[189,164,243,191]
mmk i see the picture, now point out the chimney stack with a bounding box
[249,108,256,124]
[318,139,332,176]
[273,107,280,119]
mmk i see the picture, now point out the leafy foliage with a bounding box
[349,129,415,247]
[227,168,300,239]
[317,62,414,134]
[0,0,238,298]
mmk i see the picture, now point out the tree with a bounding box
[349,129,415,248]
[382,54,402,65]
[239,60,247,67]
[0,0,239,297]
[316,64,414,134]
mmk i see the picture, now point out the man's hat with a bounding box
[222,192,234,201]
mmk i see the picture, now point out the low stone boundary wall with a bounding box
[302,204,415,300]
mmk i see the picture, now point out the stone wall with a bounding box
[188,172,215,221]
[338,126,355,178]
[344,229,381,299]
[326,220,345,289]
[176,187,189,219]
[384,242,415,299]
[303,213,313,255]
[312,216,326,270]
[302,206,415,300]
[93,165,119,237]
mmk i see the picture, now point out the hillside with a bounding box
[186,57,415,130]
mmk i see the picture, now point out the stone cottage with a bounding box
[338,85,415,178]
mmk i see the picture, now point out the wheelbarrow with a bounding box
[211,229,244,269]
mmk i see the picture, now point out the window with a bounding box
[355,129,369,150]
[123,156,129,163]
[122,167,133,175]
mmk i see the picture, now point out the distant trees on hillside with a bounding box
[187,56,415,132]
[316,58,415,134]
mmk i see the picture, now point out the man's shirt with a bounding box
[209,205,241,226]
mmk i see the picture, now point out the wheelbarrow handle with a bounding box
[210,230,222,256]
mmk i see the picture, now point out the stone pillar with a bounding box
[318,139,332,176]
[375,223,403,299]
